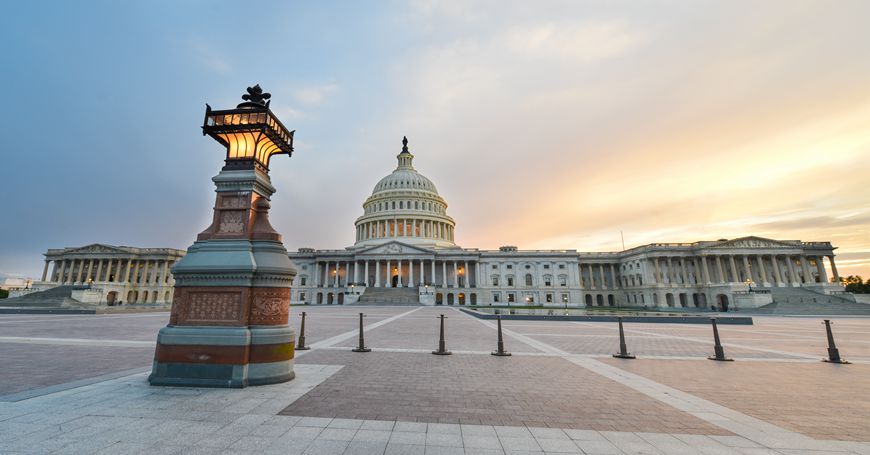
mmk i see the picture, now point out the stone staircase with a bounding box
[753,286,870,315]
[357,286,420,305]
[0,285,86,308]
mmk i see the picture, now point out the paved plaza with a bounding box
[1,306,870,454]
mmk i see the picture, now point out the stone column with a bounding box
[609,264,616,289]
[680,258,689,284]
[653,258,661,285]
[464,261,469,288]
[771,255,782,286]
[715,256,724,283]
[95,260,104,283]
[161,260,169,284]
[817,256,828,283]
[786,256,798,286]
[701,256,711,284]
[431,260,436,286]
[123,259,133,284]
[599,264,606,290]
[408,260,414,287]
[376,261,381,287]
[386,260,391,287]
[58,260,67,284]
[729,256,738,283]
[829,255,840,283]
[420,259,425,286]
[442,261,447,287]
[398,260,403,287]
[800,256,811,284]
[453,261,459,287]
[754,256,765,285]
[364,261,369,286]
[588,264,596,289]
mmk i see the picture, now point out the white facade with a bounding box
[288,139,845,310]
[36,244,186,304]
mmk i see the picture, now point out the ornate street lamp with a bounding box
[202,84,294,172]
[150,85,299,388]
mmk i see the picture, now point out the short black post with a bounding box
[822,319,850,364]
[612,317,635,359]
[491,315,511,356]
[352,312,371,352]
[296,311,311,351]
[432,314,452,355]
[707,318,733,361]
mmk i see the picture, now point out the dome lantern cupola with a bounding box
[396,136,414,170]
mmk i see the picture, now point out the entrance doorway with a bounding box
[458,293,465,305]
[447,293,455,305]
[716,294,729,312]
[436,293,443,305]
[107,291,118,305]
[391,275,399,287]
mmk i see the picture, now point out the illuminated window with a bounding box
[507,292,515,303]
[546,293,553,303]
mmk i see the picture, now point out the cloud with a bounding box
[504,21,647,61]
[294,83,338,105]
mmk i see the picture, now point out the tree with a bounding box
[843,276,870,294]
[0,289,8,299]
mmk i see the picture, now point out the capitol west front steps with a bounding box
[753,286,870,315]
[357,286,420,305]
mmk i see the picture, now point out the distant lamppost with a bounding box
[150,85,299,388]
[745,279,753,293]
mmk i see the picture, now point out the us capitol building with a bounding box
[24,138,847,311]
[285,138,845,310]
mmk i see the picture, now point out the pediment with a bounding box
[356,241,433,256]
[712,236,799,249]
[66,243,131,254]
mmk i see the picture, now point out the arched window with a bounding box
[399,201,403,209]
[525,274,533,286]
[300,276,307,286]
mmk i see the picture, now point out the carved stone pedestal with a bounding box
[149,168,297,388]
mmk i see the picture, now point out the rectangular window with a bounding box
[507,265,513,269]
[545,277,552,286]
[544,264,550,269]
[492,264,498,269]
[507,292,515,303]
[492,276,499,286]
[561,293,569,303]
[546,293,553,303]
[300,277,307,286]
[493,292,500,303]
[507,277,514,286]
[559,276,567,286]
[559,264,565,269]
[299,292,306,301]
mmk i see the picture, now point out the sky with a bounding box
[1,0,869,281]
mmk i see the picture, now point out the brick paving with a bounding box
[602,358,870,442]
[289,350,730,434]
[2,306,870,452]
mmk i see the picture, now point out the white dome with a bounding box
[372,169,439,195]
[352,137,457,249]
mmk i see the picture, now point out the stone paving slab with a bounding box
[288,350,729,434]
[601,358,870,442]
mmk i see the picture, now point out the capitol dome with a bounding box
[352,137,457,249]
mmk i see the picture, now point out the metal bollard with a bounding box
[296,311,311,351]
[491,315,511,356]
[707,318,733,361]
[352,312,371,352]
[822,319,850,364]
[432,314,452,355]
[612,317,635,359]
